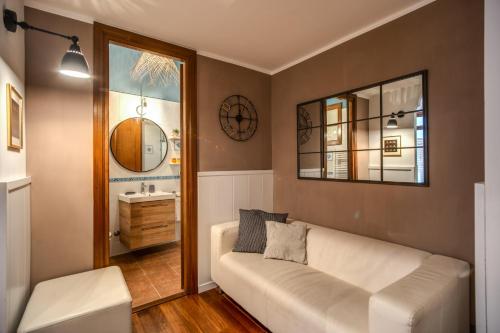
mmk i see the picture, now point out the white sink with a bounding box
[119,191,175,203]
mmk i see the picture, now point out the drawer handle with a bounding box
[141,224,168,231]
[141,203,167,208]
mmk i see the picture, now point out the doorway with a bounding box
[93,23,197,311]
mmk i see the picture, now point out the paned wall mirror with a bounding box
[297,71,428,185]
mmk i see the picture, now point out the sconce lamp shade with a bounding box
[386,117,398,129]
[59,42,90,79]
[386,110,405,129]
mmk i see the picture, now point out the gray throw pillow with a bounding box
[263,221,307,264]
[233,209,288,253]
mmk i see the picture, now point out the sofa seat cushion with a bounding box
[217,252,370,333]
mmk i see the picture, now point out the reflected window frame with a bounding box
[296,70,429,186]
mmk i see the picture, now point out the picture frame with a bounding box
[325,103,342,146]
[6,84,23,150]
[383,135,401,157]
[173,139,181,151]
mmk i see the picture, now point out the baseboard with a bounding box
[198,281,217,293]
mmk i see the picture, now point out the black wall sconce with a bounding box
[3,8,90,79]
[386,110,405,129]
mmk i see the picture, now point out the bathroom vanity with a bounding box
[118,192,176,250]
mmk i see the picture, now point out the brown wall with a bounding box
[25,7,94,286]
[197,55,271,171]
[271,0,483,263]
[0,0,24,80]
[24,8,272,284]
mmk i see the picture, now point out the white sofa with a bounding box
[211,220,470,333]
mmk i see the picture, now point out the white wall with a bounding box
[197,170,273,292]
[0,178,31,333]
[108,91,181,256]
[484,0,500,331]
[0,57,26,182]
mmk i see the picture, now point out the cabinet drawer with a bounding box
[119,199,176,250]
[121,222,175,250]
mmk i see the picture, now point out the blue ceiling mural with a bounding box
[109,43,181,102]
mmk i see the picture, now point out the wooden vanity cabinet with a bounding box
[119,199,175,250]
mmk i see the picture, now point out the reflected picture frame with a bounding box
[383,135,401,157]
[6,84,23,150]
[325,103,342,145]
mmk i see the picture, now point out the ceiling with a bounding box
[25,0,435,74]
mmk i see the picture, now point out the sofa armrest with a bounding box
[369,255,470,333]
[211,221,239,282]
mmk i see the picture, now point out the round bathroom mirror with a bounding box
[110,117,168,172]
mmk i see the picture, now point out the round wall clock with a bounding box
[298,106,312,145]
[219,95,258,141]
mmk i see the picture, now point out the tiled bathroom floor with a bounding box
[110,242,182,309]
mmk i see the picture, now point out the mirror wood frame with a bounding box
[297,70,429,186]
[93,23,198,305]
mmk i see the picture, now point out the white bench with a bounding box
[18,266,132,333]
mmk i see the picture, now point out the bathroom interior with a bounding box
[107,43,182,309]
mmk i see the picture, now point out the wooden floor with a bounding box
[110,242,182,309]
[132,289,268,333]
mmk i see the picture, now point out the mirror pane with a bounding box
[325,96,347,125]
[299,127,321,154]
[382,75,423,116]
[299,153,321,178]
[382,147,425,184]
[354,150,381,181]
[325,151,349,179]
[352,86,380,120]
[110,117,168,172]
[351,118,381,150]
[298,101,321,128]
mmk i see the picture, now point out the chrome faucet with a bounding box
[140,182,146,194]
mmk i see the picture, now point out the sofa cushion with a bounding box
[217,251,370,333]
[264,221,307,264]
[233,209,287,253]
[295,221,431,293]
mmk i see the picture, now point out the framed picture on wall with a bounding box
[173,139,181,151]
[6,84,23,150]
[383,135,401,157]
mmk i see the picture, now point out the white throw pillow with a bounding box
[263,221,307,264]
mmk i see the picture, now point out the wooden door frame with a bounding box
[93,23,198,294]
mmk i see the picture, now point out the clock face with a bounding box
[298,106,312,145]
[219,95,258,141]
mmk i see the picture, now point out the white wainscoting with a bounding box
[0,177,31,333]
[197,170,273,292]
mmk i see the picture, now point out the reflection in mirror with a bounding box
[299,127,321,154]
[110,117,168,172]
[298,101,321,128]
[325,151,349,179]
[354,150,381,181]
[324,96,350,178]
[382,75,423,116]
[382,111,426,183]
[383,148,425,183]
[297,72,427,185]
[352,86,380,120]
[299,153,321,178]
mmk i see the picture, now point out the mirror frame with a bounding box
[296,70,429,186]
[110,117,169,173]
